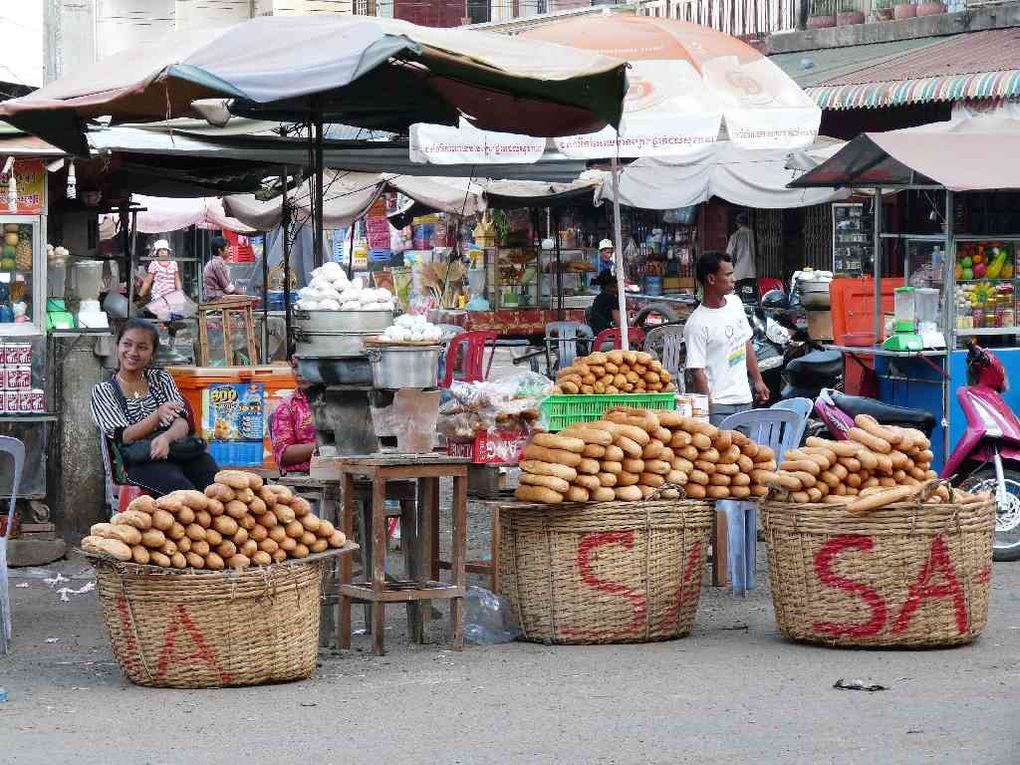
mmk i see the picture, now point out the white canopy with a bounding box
[125,195,257,234]
[595,139,848,209]
[223,171,486,231]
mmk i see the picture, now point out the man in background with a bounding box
[684,251,769,426]
[203,235,236,300]
[726,212,757,304]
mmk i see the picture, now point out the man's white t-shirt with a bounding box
[683,294,753,405]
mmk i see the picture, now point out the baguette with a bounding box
[520,473,570,494]
[519,460,577,482]
[531,432,585,454]
[520,444,583,467]
[514,485,564,504]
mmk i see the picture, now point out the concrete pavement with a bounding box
[1,545,1018,765]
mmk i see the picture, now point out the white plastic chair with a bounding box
[0,435,25,654]
[644,324,686,394]
[715,408,808,595]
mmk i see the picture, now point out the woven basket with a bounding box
[762,499,995,648]
[89,550,343,688]
[499,499,712,645]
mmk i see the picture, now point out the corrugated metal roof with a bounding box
[770,37,942,89]
[773,28,1020,111]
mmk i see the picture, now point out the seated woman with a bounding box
[271,360,317,474]
[91,318,219,496]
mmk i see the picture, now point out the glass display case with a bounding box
[832,202,873,276]
[952,237,1018,341]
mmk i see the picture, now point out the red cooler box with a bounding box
[169,366,296,469]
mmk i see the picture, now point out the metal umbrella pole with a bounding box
[282,169,293,358]
[261,228,270,363]
[610,150,629,351]
[312,110,325,269]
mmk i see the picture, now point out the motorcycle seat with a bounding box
[831,391,935,434]
[785,349,844,385]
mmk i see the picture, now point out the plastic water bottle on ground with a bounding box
[464,586,519,645]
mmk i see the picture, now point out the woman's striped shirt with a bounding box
[91,368,185,442]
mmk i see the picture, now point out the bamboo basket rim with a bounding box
[81,543,358,577]
[500,498,713,513]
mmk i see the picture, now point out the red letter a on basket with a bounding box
[812,535,887,638]
[892,535,969,636]
[155,604,233,684]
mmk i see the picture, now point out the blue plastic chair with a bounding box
[715,408,808,595]
[770,397,813,445]
[0,436,25,654]
[544,321,593,374]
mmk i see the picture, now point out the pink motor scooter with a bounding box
[813,341,1020,560]
[942,341,1020,561]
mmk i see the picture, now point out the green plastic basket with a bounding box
[540,393,677,432]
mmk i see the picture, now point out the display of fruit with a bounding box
[82,471,348,569]
[15,239,31,270]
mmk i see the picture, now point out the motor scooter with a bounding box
[813,388,936,440]
[942,341,1020,561]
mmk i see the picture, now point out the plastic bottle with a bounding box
[464,586,519,645]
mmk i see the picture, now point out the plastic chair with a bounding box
[643,324,686,394]
[544,321,593,374]
[770,397,813,445]
[441,330,498,388]
[0,436,25,654]
[593,326,646,352]
[714,407,809,595]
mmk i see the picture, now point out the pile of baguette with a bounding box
[82,471,346,569]
[551,351,676,395]
[760,415,948,506]
[514,407,774,504]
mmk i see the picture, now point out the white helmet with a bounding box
[598,238,614,251]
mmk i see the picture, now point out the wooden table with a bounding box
[337,454,470,656]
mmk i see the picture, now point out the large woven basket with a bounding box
[762,499,995,648]
[499,499,712,645]
[89,550,345,688]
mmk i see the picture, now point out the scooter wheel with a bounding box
[960,467,1020,562]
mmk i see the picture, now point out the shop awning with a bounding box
[595,138,847,209]
[0,15,628,156]
[222,171,486,231]
[789,115,1020,191]
[772,28,1020,111]
[88,125,589,187]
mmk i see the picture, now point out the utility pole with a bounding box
[43,0,97,84]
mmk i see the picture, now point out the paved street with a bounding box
[2,544,1018,765]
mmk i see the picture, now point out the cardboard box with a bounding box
[447,429,530,465]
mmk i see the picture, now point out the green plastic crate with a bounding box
[540,393,676,432]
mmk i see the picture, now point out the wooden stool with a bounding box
[433,498,501,594]
[197,297,258,366]
[338,455,469,656]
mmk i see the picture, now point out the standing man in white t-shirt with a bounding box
[684,251,770,426]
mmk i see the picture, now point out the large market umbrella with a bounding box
[0,16,627,157]
[521,15,821,158]
[411,15,821,349]
[523,16,821,350]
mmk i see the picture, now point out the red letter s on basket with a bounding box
[811,535,887,638]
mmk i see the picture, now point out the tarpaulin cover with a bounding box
[0,16,628,156]
[790,115,1020,191]
[594,139,846,209]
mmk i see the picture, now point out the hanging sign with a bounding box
[12,160,45,215]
